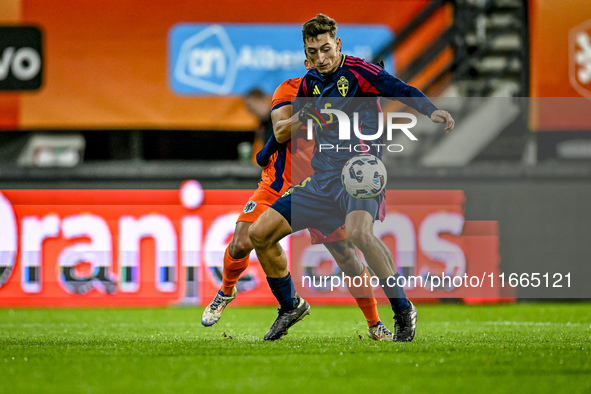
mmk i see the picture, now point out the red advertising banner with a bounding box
[0,185,501,307]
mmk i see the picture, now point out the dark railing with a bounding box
[372,0,529,97]
[371,0,453,94]
[452,0,529,96]
[372,0,450,59]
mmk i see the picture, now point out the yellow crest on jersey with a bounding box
[337,76,349,97]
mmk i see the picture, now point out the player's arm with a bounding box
[272,105,304,144]
[379,73,454,133]
[255,132,282,167]
[256,102,307,166]
[273,75,318,143]
[359,62,454,133]
[382,74,454,133]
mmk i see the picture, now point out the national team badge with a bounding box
[337,76,349,97]
[243,201,257,213]
[569,19,591,97]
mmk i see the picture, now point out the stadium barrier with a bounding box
[0,184,503,307]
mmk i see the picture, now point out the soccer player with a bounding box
[249,14,455,342]
[201,61,394,342]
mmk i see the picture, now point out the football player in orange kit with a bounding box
[202,61,393,341]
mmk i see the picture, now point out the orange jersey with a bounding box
[258,76,315,194]
[241,78,347,244]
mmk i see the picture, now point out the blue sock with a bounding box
[266,273,298,311]
[379,274,411,314]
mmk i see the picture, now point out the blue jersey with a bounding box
[295,55,438,178]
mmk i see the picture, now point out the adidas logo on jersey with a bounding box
[313,85,321,95]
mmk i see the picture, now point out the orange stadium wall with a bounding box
[0,0,450,131]
[528,0,591,130]
[0,186,500,307]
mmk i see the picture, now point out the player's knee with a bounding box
[337,254,363,277]
[347,227,374,250]
[248,222,268,250]
[229,237,253,259]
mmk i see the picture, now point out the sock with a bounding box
[220,247,249,296]
[379,273,411,314]
[346,267,380,327]
[266,272,298,311]
[355,298,380,327]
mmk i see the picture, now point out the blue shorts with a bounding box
[271,173,383,236]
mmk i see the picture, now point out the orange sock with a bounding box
[347,267,380,327]
[220,247,250,296]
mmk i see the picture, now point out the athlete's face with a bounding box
[304,33,342,76]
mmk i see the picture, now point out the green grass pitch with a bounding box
[1,303,590,393]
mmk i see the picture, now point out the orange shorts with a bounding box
[237,186,281,223]
[237,184,348,245]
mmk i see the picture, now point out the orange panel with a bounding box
[0,0,20,22]
[395,5,453,72]
[0,93,19,129]
[0,0,21,129]
[16,0,430,130]
[407,47,453,91]
[528,0,591,130]
[529,0,591,97]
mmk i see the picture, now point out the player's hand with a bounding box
[372,60,385,69]
[430,110,454,134]
[297,102,328,131]
[297,102,318,123]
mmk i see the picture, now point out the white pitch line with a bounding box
[426,321,591,328]
[480,321,591,328]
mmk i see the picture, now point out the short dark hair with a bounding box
[244,87,266,99]
[302,14,337,43]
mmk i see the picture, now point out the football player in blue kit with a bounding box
[249,13,454,341]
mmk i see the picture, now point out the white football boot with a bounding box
[367,321,395,341]
[201,287,238,327]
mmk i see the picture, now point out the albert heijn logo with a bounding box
[169,24,238,95]
[168,23,395,96]
[569,19,591,97]
[0,26,43,91]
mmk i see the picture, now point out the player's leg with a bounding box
[202,188,277,327]
[249,208,291,277]
[323,238,379,325]
[201,221,252,326]
[222,221,253,295]
[249,199,310,341]
[345,208,417,342]
[323,238,393,341]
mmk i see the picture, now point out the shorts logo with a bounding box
[337,76,349,97]
[313,85,321,95]
[243,201,257,214]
